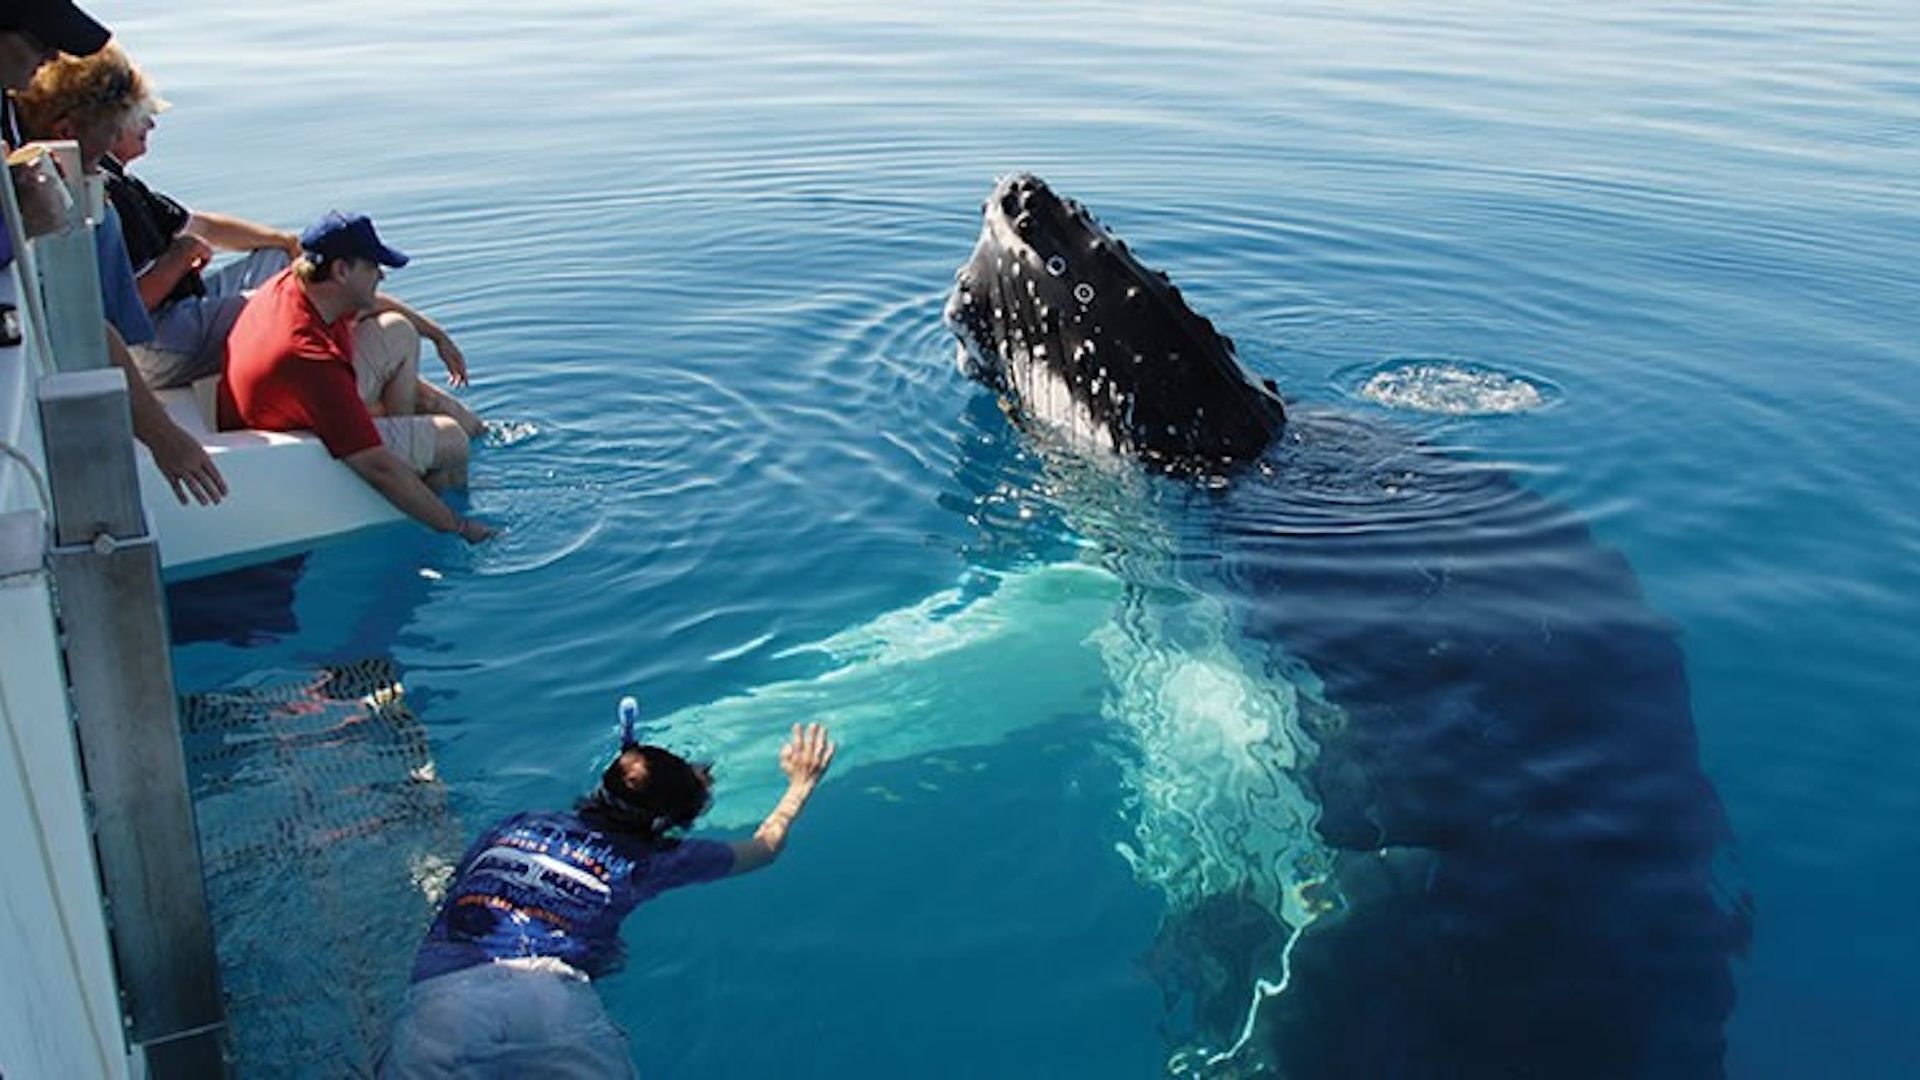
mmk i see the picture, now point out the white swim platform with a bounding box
[139,382,404,580]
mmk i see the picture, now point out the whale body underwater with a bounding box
[933,173,1749,1076]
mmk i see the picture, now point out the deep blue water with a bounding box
[108,0,1920,1075]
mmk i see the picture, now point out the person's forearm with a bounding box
[350,450,462,533]
[134,244,198,309]
[185,211,297,254]
[104,324,227,505]
[107,324,176,443]
[370,293,447,345]
[755,780,816,851]
[743,780,817,868]
[729,725,833,876]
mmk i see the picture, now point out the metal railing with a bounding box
[2,141,226,1078]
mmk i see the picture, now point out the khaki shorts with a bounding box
[355,312,417,404]
[370,415,441,474]
[355,313,440,473]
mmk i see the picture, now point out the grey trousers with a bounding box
[378,958,641,1079]
[129,247,290,389]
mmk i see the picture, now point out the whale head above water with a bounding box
[944,172,1286,467]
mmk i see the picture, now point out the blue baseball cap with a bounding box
[299,211,409,268]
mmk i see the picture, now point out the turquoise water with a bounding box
[116,0,1920,1075]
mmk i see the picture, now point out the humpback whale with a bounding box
[944,174,1748,1077]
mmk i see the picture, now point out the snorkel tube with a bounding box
[618,695,641,749]
[583,694,712,839]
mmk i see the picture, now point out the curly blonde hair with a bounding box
[13,44,163,145]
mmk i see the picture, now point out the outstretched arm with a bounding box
[184,211,300,259]
[342,444,494,543]
[138,213,298,310]
[729,723,836,875]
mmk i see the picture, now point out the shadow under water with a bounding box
[167,554,309,647]
[1146,410,1754,1077]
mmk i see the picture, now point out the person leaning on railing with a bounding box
[19,43,299,392]
[1,0,226,506]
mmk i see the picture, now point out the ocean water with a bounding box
[108,0,1920,1075]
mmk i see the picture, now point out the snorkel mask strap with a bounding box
[593,779,642,814]
[600,693,682,835]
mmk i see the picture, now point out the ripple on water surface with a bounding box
[454,419,610,578]
[121,1,1920,1074]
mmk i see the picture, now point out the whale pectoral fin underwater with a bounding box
[639,562,1125,828]
[945,174,1746,1076]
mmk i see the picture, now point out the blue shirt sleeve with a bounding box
[643,837,736,892]
[94,204,155,346]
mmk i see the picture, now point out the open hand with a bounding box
[430,331,470,388]
[170,233,213,274]
[455,516,498,544]
[778,723,836,786]
[149,424,227,506]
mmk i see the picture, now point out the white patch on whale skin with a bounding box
[638,549,1338,1068]
[1016,355,1120,456]
[1097,588,1332,926]
[635,558,1334,933]
[959,210,1127,455]
[637,563,1124,828]
[953,339,989,381]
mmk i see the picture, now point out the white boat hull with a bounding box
[138,387,403,579]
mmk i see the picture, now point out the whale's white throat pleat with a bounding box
[1024,356,1117,456]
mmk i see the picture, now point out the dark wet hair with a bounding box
[575,744,712,841]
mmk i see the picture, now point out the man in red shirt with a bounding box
[220,213,494,542]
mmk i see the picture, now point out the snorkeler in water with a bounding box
[379,699,835,1078]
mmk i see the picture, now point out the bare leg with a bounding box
[353,312,421,417]
[415,379,484,438]
[377,321,421,417]
[422,415,471,491]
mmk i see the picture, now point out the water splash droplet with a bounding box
[1361,362,1547,415]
